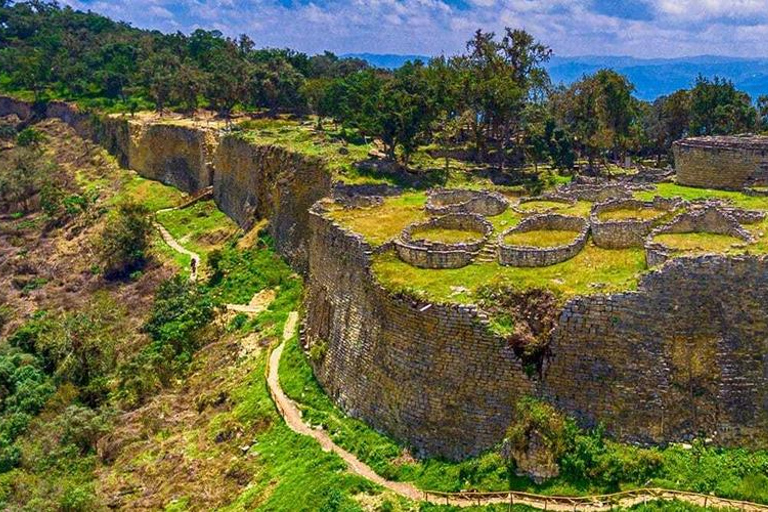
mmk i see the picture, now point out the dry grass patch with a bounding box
[517,200,570,213]
[327,193,427,246]
[598,207,666,222]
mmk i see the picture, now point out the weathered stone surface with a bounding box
[544,255,768,448]
[212,135,332,272]
[674,136,768,190]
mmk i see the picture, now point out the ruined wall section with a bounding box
[544,255,768,448]
[308,206,768,455]
[213,135,332,272]
[305,210,535,460]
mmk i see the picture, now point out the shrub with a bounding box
[95,201,153,279]
[15,128,45,148]
[115,276,216,407]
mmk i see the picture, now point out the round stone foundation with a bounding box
[590,197,683,249]
[499,214,589,267]
[395,213,493,269]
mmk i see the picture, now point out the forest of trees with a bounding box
[1,1,767,170]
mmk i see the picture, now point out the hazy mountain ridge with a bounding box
[344,53,768,101]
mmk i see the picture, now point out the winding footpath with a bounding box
[268,313,768,511]
[153,198,768,511]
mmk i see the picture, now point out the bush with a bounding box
[559,423,662,488]
[15,128,45,148]
[115,276,216,407]
[96,201,153,279]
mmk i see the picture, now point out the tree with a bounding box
[756,95,768,132]
[452,28,552,166]
[95,201,152,279]
[688,76,756,136]
[553,70,637,168]
[0,146,57,213]
[643,90,690,163]
[140,49,179,113]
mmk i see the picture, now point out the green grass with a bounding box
[279,318,768,505]
[155,200,240,266]
[598,207,667,221]
[516,200,570,213]
[372,245,646,303]
[111,173,186,211]
[503,229,580,248]
[327,192,428,246]
[414,228,484,244]
[635,183,768,211]
[653,232,747,253]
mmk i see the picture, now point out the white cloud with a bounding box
[56,0,768,58]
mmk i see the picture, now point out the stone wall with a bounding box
[426,188,508,217]
[395,213,493,269]
[0,97,332,274]
[305,208,535,459]
[212,135,332,272]
[645,207,753,267]
[544,255,768,448]
[674,137,768,190]
[499,214,589,267]
[308,206,768,457]
[590,197,681,249]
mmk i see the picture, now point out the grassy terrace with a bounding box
[328,182,768,304]
[414,227,484,244]
[653,232,747,253]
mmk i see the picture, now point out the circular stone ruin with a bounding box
[645,206,755,267]
[425,188,509,217]
[498,214,589,267]
[513,195,575,215]
[590,196,684,249]
[395,213,493,269]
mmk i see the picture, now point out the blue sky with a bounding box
[59,0,768,58]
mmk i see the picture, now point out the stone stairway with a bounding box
[475,241,498,263]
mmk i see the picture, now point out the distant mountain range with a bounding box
[343,53,768,101]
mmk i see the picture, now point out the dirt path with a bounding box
[154,222,200,281]
[267,312,768,511]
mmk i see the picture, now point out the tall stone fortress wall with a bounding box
[3,97,767,459]
[0,98,332,272]
[305,207,768,458]
[674,136,768,190]
[304,208,535,459]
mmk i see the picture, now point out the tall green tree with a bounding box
[688,76,757,136]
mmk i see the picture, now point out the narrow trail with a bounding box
[154,221,200,281]
[267,312,768,511]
